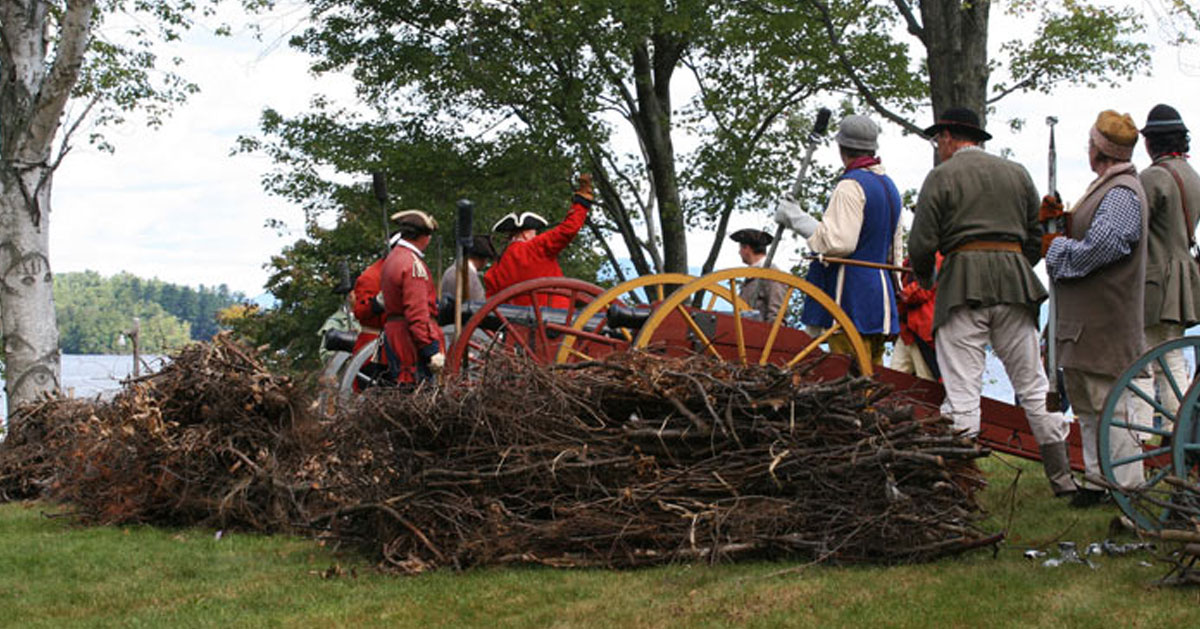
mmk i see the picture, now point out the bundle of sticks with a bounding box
[0,337,997,573]
[1125,475,1200,586]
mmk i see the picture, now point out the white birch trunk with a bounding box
[1,0,98,410]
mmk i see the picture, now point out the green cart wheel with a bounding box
[1100,336,1200,530]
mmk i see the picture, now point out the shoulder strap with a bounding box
[1155,161,1195,247]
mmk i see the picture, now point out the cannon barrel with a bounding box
[605,303,651,330]
[438,297,610,334]
[323,329,358,354]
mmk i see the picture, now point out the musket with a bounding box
[803,254,911,274]
[1044,116,1064,412]
[371,171,390,258]
[765,107,833,268]
[454,199,474,341]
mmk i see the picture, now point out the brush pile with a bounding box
[0,335,997,572]
[1125,476,1200,586]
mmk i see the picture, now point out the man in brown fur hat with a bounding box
[1044,110,1149,507]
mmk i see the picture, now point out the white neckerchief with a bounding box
[396,239,425,258]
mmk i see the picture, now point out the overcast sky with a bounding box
[47,4,1200,298]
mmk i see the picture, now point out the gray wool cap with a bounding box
[835,115,880,151]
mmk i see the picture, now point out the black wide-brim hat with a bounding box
[1141,103,1189,136]
[492,211,549,233]
[729,228,773,248]
[465,235,497,259]
[923,107,992,142]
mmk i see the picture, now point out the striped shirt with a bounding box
[1046,186,1142,280]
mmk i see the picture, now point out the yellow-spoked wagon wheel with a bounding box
[554,273,748,364]
[631,268,873,376]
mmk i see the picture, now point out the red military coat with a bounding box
[897,254,940,345]
[484,197,590,307]
[380,241,444,384]
[350,258,386,352]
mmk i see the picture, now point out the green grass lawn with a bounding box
[2,455,1198,628]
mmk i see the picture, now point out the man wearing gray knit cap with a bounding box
[776,114,903,364]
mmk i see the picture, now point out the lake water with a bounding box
[1,354,164,421]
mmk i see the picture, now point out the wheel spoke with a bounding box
[1110,420,1174,438]
[675,305,722,359]
[1112,444,1172,467]
[759,286,794,366]
[1126,381,1175,421]
[786,322,840,369]
[531,293,551,358]
[563,346,595,362]
[1155,354,1186,404]
[730,277,747,365]
[1144,465,1171,488]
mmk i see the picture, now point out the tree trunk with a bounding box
[1,0,98,409]
[0,164,62,402]
[632,36,688,274]
[920,0,991,126]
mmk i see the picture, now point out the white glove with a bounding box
[428,352,445,373]
[774,197,820,238]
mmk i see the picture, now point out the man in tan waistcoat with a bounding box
[1044,110,1149,508]
[909,107,1075,498]
[729,228,787,322]
[1130,105,1200,435]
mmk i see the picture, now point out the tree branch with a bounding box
[808,0,927,137]
[26,0,99,155]
[891,0,925,43]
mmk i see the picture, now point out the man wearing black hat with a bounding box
[775,114,903,364]
[380,209,445,387]
[909,107,1075,498]
[729,228,787,321]
[484,174,593,308]
[440,235,497,303]
[1130,104,1200,439]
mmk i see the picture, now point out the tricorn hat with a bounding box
[492,211,549,233]
[465,235,497,259]
[923,107,992,142]
[1141,103,1189,136]
[390,209,439,234]
[729,228,774,249]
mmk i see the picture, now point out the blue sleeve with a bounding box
[1047,186,1141,280]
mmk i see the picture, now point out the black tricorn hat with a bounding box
[465,235,497,259]
[923,107,992,142]
[492,211,549,233]
[1141,103,1189,136]
[729,228,774,249]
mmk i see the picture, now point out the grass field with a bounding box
[2,455,1198,628]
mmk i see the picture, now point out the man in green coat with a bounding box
[1131,104,1200,434]
[909,107,1075,498]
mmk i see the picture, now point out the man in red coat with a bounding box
[349,233,401,354]
[891,255,941,381]
[380,210,445,386]
[484,174,592,308]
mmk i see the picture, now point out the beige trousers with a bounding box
[890,337,935,380]
[935,305,1070,445]
[1063,368,1146,490]
[1130,322,1189,434]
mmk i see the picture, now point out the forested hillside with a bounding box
[54,272,246,354]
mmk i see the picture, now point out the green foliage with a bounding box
[276,0,901,276]
[53,271,245,354]
[234,106,605,367]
